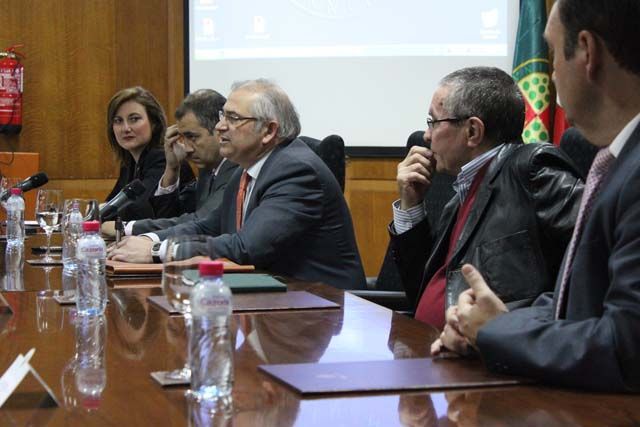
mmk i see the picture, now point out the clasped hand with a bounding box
[431,264,508,356]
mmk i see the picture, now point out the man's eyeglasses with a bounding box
[218,110,259,127]
[426,115,469,129]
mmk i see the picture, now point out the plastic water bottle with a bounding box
[76,221,107,316]
[4,188,25,291]
[4,237,24,272]
[63,201,84,270]
[5,187,25,245]
[189,261,233,405]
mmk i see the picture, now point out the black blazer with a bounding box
[132,159,238,234]
[155,138,366,290]
[106,145,195,221]
[478,123,640,392]
[390,142,584,312]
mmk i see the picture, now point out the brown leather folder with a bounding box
[105,258,254,276]
[259,358,530,395]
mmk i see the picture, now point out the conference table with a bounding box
[1,235,638,426]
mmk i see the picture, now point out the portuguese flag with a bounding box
[512,0,553,143]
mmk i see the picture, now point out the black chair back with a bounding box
[558,127,598,179]
[299,135,346,192]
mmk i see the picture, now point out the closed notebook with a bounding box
[182,271,287,293]
[259,358,529,395]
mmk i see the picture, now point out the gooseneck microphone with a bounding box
[0,172,49,202]
[99,179,146,221]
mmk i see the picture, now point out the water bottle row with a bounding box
[2,190,107,314]
[5,190,233,409]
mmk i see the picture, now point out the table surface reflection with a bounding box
[1,235,639,426]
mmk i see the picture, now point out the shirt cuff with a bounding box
[159,239,169,262]
[155,175,180,196]
[141,232,161,243]
[392,199,426,234]
[124,221,135,236]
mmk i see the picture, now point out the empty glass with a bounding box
[62,198,99,266]
[35,189,63,263]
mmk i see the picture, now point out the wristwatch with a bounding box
[151,242,162,263]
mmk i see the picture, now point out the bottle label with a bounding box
[198,297,229,307]
[77,242,106,260]
[193,296,231,317]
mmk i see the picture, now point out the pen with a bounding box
[115,217,123,243]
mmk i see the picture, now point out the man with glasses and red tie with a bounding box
[389,66,584,330]
[433,0,640,392]
[108,79,366,291]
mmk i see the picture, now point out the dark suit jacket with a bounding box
[106,145,195,221]
[155,138,366,290]
[131,159,238,234]
[390,143,584,312]
[478,123,640,392]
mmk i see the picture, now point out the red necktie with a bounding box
[555,148,614,319]
[235,171,250,230]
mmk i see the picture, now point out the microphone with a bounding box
[100,179,146,221]
[0,172,49,202]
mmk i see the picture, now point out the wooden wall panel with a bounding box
[344,159,399,277]
[167,0,185,111]
[0,0,184,201]
[0,0,116,185]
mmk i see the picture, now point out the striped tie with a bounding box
[555,148,615,319]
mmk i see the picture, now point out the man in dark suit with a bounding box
[108,79,366,290]
[103,89,238,236]
[433,0,640,392]
[390,66,584,330]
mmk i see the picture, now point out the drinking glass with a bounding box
[35,189,63,263]
[162,235,211,382]
[63,198,99,224]
[62,198,99,262]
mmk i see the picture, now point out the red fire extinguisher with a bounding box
[0,45,25,135]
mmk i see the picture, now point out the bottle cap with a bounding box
[199,260,224,277]
[9,187,21,195]
[83,221,100,232]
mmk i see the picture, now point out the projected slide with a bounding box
[192,0,508,60]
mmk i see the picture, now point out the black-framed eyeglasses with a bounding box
[218,110,259,127]
[426,115,469,129]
